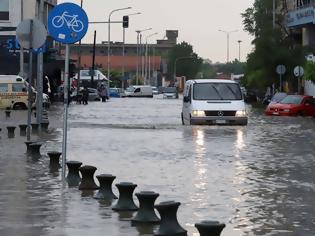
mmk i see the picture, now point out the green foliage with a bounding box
[216,60,246,75]
[101,69,122,88]
[168,42,203,79]
[304,61,315,83]
[241,0,306,92]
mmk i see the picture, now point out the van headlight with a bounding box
[235,110,247,117]
[192,110,205,117]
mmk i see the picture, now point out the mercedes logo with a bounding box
[218,111,224,116]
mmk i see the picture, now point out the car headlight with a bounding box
[192,110,205,117]
[283,109,290,112]
[235,110,247,117]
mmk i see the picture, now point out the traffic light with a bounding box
[123,16,129,28]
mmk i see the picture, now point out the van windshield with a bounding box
[193,82,242,100]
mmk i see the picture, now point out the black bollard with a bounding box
[112,182,138,212]
[154,201,187,236]
[47,151,61,167]
[41,121,49,131]
[78,165,99,190]
[31,123,39,134]
[5,110,11,118]
[132,191,160,224]
[6,126,16,138]
[29,142,43,156]
[19,124,27,136]
[95,174,118,200]
[25,141,37,153]
[195,221,226,236]
[66,161,82,186]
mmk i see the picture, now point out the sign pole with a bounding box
[62,44,69,181]
[27,20,34,141]
[279,73,282,92]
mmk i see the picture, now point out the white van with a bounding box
[0,75,50,109]
[124,85,153,98]
[181,79,248,125]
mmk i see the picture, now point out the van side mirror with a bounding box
[183,96,190,103]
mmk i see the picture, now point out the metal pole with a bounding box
[227,33,229,63]
[136,32,139,85]
[77,0,83,97]
[19,0,24,77]
[140,34,144,80]
[62,44,70,181]
[107,14,111,83]
[145,40,148,84]
[148,44,151,84]
[27,20,34,141]
[237,40,242,62]
[36,0,44,125]
[91,30,96,88]
[280,73,282,92]
[122,27,125,89]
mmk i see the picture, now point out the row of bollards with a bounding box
[2,108,50,138]
[3,122,49,138]
[21,135,226,236]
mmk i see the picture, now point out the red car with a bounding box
[265,95,315,116]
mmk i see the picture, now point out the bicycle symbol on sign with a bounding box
[52,11,84,33]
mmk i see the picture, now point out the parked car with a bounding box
[265,95,315,116]
[163,87,178,99]
[262,92,287,105]
[71,87,101,101]
[109,88,121,98]
[151,86,159,95]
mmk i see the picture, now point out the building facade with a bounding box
[285,0,315,95]
[68,30,178,86]
[0,0,57,75]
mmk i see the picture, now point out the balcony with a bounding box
[286,1,315,28]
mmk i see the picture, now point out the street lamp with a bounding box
[237,40,242,62]
[174,56,194,82]
[135,27,152,85]
[122,12,141,90]
[108,7,131,83]
[219,29,238,63]
[145,32,158,85]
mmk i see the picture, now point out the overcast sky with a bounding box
[58,0,255,63]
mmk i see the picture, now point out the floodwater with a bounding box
[1,96,315,236]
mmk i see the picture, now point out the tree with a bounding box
[168,42,203,79]
[241,0,306,92]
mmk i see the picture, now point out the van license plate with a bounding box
[216,120,226,124]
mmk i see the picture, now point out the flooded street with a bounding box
[1,96,315,236]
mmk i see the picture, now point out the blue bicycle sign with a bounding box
[52,11,84,33]
[48,2,88,44]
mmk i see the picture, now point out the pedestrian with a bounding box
[82,86,89,105]
[98,84,108,102]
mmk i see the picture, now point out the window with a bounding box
[193,83,242,101]
[0,0,9,20]
[12,83,25,92]
[0,83,8,92]
[134,88,140,93]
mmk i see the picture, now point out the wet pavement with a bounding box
[1,96,315,236]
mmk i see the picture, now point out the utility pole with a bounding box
[237,40,242,62]
[91,30,96,88]
[19,0,24,77]
[77,0,83,96]
[219,29,238,63]
[36,0,44,125]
